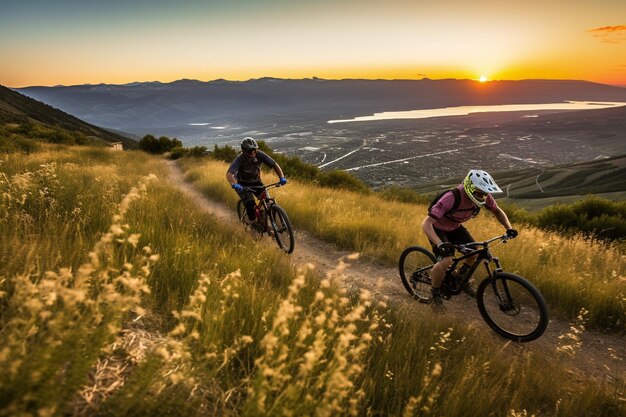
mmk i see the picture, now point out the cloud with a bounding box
[588,25,626,43]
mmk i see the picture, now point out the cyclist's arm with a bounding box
[226,157,241,186]
[492,206,513,230]
[421,216,443,245]
[226,171,238,186]
[273,163,285,180]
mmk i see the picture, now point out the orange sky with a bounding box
[1,0,625,87]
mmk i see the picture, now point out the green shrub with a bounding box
[208,144,238,163]
[0,134,40,153]
[140,134,183,154]
[318,169,370,193]
[574,195,626,219]
[535,196,626,241]
[169,146,187,160]
[169,146,208,160]
[186,145,208,158]
[496,201,534,225]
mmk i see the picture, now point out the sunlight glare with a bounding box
[479,76,488,82]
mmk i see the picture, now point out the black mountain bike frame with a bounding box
[438,235,508,298]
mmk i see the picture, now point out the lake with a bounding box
[327,101,626,124]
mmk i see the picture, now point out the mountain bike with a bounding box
[236,182,295,254]
[399,234,548,342]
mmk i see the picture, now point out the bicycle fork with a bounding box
[484,258,518,314]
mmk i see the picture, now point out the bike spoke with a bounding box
[478,274,548,342]
[269,205,294,254]
[399,247,436,302]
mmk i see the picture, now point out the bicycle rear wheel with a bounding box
[477,272,548,342]
[237,200,264,239]
[399,246,437,302]
[269,204,295,254]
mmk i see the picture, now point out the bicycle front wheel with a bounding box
[399,246,437,302]
[477,272,548,342]
[269,204,295,254]
[236,200,247,223]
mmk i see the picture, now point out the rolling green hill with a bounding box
[409,154,626,210]
[0,84,138,149]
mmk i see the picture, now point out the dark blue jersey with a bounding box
[227,150,276,183]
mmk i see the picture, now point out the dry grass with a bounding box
[0,147,623,416]
[180,158,625,331]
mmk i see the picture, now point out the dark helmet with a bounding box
[241,137,258,152]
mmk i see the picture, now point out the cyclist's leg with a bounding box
[447,226,477,268]
[242,193,256,221]
[428,228,453,291]
[239,181,264,221]
[446,226,478,296]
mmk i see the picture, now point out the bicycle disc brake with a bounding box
[499,300,521,316]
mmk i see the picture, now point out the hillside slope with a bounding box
[0,85,138,149]
[167,160,625,384]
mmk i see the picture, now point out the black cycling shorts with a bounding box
[429,225,475,254]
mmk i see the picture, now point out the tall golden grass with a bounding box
[180,158,625,331]
[0,146,623,416]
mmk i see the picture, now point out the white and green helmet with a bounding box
[463,170,502,206]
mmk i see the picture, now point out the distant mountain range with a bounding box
[0,85,137,149]
[17,78,626,138]
[4,78,626,207]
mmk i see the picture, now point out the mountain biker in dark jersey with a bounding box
[421,170,518,306]
[226,137,287,224]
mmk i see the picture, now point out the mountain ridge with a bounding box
[17,78,626,137]
[19,77,626,89]
[0,85,138,149]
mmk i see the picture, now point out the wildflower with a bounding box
[314,313,326,326]
[240,335,254,345]
[127,233,141,247]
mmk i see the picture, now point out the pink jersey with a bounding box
[428,184,498,232]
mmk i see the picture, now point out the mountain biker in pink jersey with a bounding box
[226,137,286,224]
[421,170,518,306]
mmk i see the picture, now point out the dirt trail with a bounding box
[167,161,624,384]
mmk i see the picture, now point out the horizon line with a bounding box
[8,77,625,89]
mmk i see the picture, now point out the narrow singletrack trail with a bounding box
[167,161,624,384]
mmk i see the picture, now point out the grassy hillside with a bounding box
[180,158,625,332]
[0,145,623,416]
[0,85,138,150]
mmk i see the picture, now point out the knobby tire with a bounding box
[398,246,437,301]
[269,204,295,254]
[476,272,548,342]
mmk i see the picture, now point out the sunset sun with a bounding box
[479,76,489,83]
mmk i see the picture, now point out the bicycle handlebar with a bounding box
[240,182,284,192]
[454,234,512,253]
